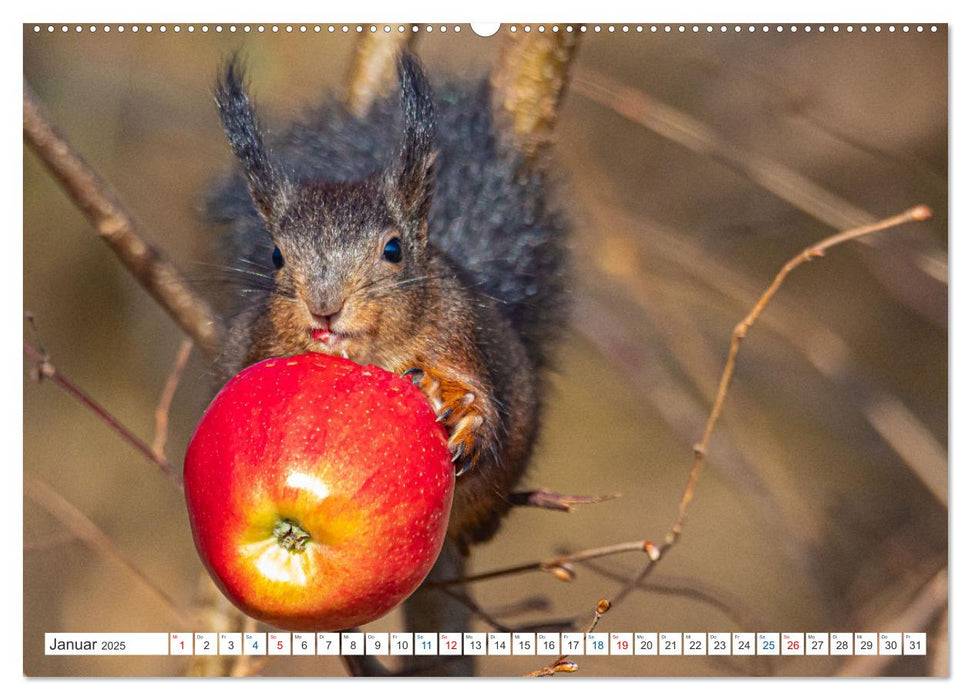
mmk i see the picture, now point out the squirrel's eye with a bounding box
[382,237,403,264]
[272,246,284,270]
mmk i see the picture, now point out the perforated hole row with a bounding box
[30,24,940,35]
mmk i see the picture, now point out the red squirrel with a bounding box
[208,54,570,552]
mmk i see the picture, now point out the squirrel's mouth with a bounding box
[310,327,356,345]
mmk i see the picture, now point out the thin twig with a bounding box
[610,204,931,608]
[572,168,827,557]
[574,294,822,574]
[24,475,195,629]
[522,206,933,674]
[24,341,183,489]
[509,489,619,512]
[577,562,769,635]
[681,208,931,533]
[513,619,579,634]
[23,82,223,357]
[152,338,194,462]
[569,160,946,513]
[430,540,659,587]
[525,599,611,677]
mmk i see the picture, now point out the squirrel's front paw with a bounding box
[404,367,490,476]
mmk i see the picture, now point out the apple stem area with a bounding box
[273,518,311,553]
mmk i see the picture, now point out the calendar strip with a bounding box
[44,632,927,656]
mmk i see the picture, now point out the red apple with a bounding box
[183,353,454,631]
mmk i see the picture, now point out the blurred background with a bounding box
[23,23,947,677]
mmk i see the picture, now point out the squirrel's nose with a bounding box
[306,296,345,324]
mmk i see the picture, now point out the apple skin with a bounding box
[183,353,454,631]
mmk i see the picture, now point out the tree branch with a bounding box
[23,82,223,358]
[24,340,183,489]
[152,338,194,462]
[25,475,195,629]
[490,28,580,171]
[343,29,418,117]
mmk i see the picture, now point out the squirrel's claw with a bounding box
[406,367,488,477]
[404,366,442,412]
[445,400,485,475]
[450,442,465,463]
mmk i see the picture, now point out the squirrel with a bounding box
[207,53,570,552]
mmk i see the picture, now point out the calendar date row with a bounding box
[46,632,927,657]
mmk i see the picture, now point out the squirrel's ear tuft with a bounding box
[215,54,288,221]
[385,53,438,232]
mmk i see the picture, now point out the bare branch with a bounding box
[152,338,194,462]
[490,28,580,171]
[343,29,418,117]
[571,70,945,324]
[430,540,659,587]
[577,563,775,676]
[573,69,903,233]
[23,82,223,357]
[24,475,195,629]
[682,208,932,529]
[24,341,183,489]
[525,599,610,677]
[610,205,932,608]
[509,489,619,512]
